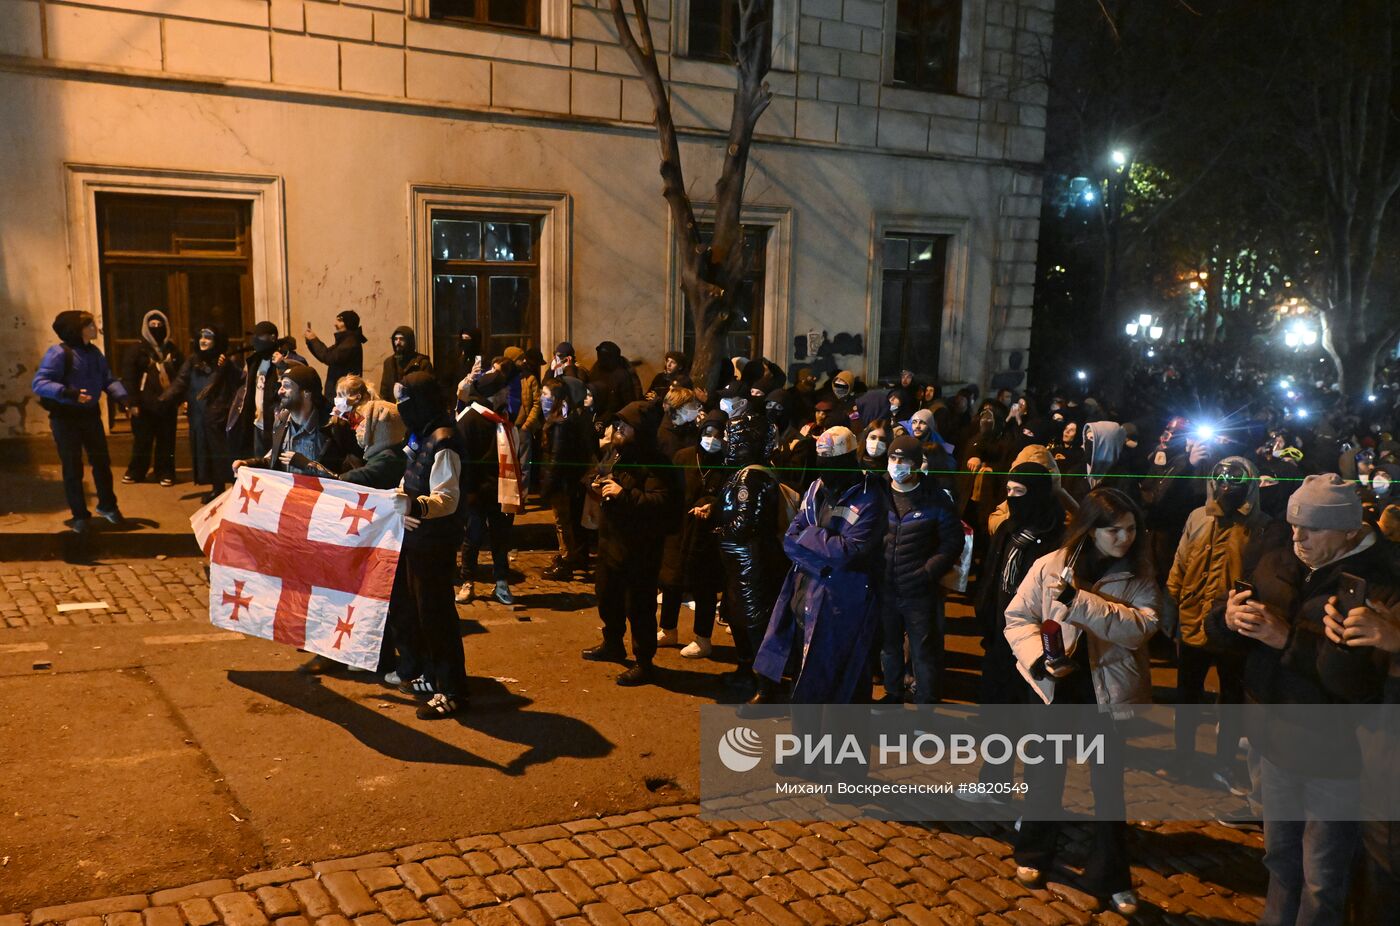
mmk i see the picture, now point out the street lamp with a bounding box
[1076,370,1088,382]
[1111,149,1128,169]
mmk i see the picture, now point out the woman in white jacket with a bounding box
[1003,486,1160,916]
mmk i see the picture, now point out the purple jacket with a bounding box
[32,343,128,413]
[755,473,886,703]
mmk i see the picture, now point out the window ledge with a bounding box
[407,0,570,57]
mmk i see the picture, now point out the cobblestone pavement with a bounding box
[2,804,1265,926]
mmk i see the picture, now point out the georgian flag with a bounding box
[191,469,404,670]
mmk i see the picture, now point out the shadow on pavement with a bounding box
[227,670,614,777]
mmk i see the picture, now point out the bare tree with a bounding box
[609,0,772,391]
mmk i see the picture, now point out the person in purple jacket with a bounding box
[31,310,131,531]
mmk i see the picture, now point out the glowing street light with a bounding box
[1083,189,1097,204]
[1149,325,1164,340]
[1138,313,1153,328]
[1076,370,1088,382]
[1111,149,1128,168]
[1124,322,1140,336]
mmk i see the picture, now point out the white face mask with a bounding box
[333,396,352,416]
[866,437,887,457]
[720,398,746,417]
[888,460,914,483]
[1374,472,1392,497]
[672,404,701,426]
[832,383,849,397]
[700,435,722,454]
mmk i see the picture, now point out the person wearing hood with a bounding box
[32,310,131,529]
[987,444,1078,536]
[853,381,891,429]
[657,410,729,658]
[1142,416,1212,582]
[536,374,595,580]
[958,400,1014,533]
[305,310,366,402]
[647,351,690,400]
[378,325,433,400]
[233,364,329,476]
[589,341,640,428]
[218,321,307,458]
[908,409,957,493]
[1080,420,1139,503]
[715,380,778,458]
[299,374,407,490]
[769,387,817,494]
[160,326,234,502]
[385,372,467,720]
[1166,456,1289,790]
[784,366,818,428]
[122,309,183,487]
[547,341,589,383]
[817,370,859,428]
[878,435,964,704]
[1361,461,1399,527]
[752,426,887,705]
[713,407,791,695]
[454,364,523,606]
[581,400,683,686]
[437,328,480,396]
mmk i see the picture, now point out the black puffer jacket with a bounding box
[306,327,365,401]
[659,446,728,590]
[882,479,965,600]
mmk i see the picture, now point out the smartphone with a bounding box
[1233,580,1254,596]
[1337,573,1368,614]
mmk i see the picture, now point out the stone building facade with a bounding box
[0,0,1051,436]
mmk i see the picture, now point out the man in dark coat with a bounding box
[380,326,433,399]
[588,341,640,427]
[219,321,306,458]
[879,435,965,704]
[160,326,235,502]
[31,310,131,529]
[305,310,366,402]
[753,426,887,704]
[538,375,595,580]
[581,400,683,686]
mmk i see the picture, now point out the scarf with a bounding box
[469,402,525,515]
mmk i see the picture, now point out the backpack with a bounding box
[741,464,802,536]
[37,344,75,413]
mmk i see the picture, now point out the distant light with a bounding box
[1285,331,1300,348]
[1368,394,1378,403]
[1287,390,1298,399]
[1302,329,1318,346]
[1083,189,1097,203]
[1198,271,1208,280]
[1146,348,1155,358]
[1111,149,1128,167]
[1125,322,1139,336]
[1149,326,1164,340]
[1138,313,1153,328]
[1296,407,1310,420]
[1194,424,1216,441]
[1076,370,1088,381]
[1189,281,1200,291]
[1278,379,1290,389]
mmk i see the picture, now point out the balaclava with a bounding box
[816,426,860,494]
[1005,462,1056,530]
[394,371,445,439]
[251,321,279,356]
[1209,457,1254,514]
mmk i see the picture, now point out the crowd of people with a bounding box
[31,309,1400,923]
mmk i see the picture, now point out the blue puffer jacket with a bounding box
[32,342,129,414]
[882,478,964,600]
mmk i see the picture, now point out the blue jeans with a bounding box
[1258,756,1360,926]
[879,595,944,704]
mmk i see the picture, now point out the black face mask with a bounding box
[148,323,168,344]
[252,334,276,355]
[396,373,445,438]
[1211,461,1252,513]
[818,451,859,493]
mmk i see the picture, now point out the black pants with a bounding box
[1016,718,1131,897]
[462,503,515,584]
[1357,822,1400,925]
[879,594,945,703]
[1174,641,1245,762]
[50,412,118,519]
[659,587,718,639]
[718,540,780,668]
[596,550,661,665]
[127,407,177,481]
[389,541,467,698]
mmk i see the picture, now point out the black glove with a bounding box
[286,452,311,470]
[1030,656,1049,680]
[61,386,80,400]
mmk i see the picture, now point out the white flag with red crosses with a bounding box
[191,468,404,670]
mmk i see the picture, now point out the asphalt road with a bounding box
[0,556,736,912]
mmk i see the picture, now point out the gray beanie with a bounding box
[1286,473,1364,531]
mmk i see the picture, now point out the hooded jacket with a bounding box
[1166,456,1289,647]
[986,444,1079,535]
[539,376,595,499]
[306,322,366,401]
[32,312,130,414]
[589,342,640,425]
[1004,546,1161,708]
[122,310,182,411]
[379,326,433,399]
[587,400,682,564]
[1083,421,1127,488]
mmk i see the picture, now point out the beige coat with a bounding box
[1004,547,1160,708]
[986,444,1078,535]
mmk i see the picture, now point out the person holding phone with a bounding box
[1003,487,1161,916]
[1206,473,1396,926]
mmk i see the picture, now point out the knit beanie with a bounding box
[1286,473,1364,531]
[281,362,322,397]
[887,434,924,465]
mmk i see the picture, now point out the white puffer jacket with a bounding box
[1004,547,1160,708]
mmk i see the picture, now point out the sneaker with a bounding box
[121,474,137,484]
[680,637,712,658]
[397,675,435,698]
[454,582,475,604]
[384,671,403,687]
[1110,891,1138,916]
[1215,807,1261,832]
[582,644,628,663]
[1212,767,1250,797]
[159,477,175,487]
[493,580,514,605]
[616,664,653,686]
[541,563,575,581]
[297,654,336,675]
[66,516,91,534]
[416,692,461,719]
[657,628,680,647]
[200,491,220,504]
[1014,866,1042,887]
[95,507,124,525]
